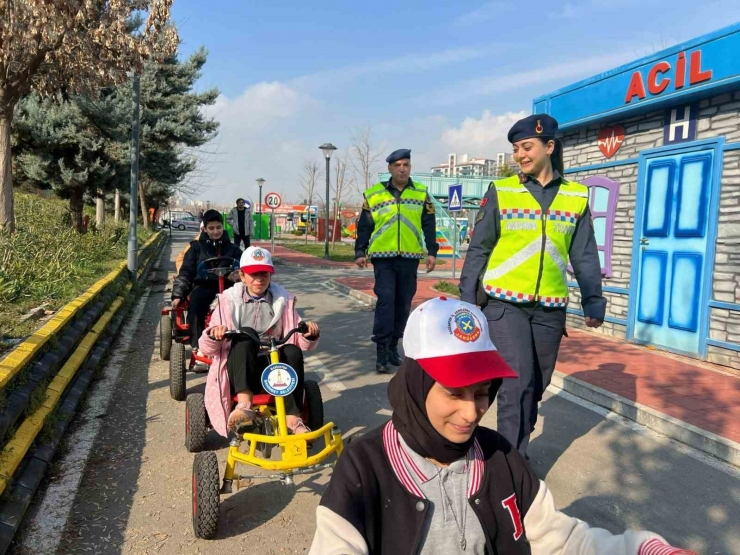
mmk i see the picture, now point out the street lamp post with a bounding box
[256,178,265,240]
[319,143,337,260]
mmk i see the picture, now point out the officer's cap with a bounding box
[386,149,411,164]
[507,114,558,144]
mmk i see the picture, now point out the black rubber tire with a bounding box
[170,342,186,401]
[192,451,220,539]
[185,393,208,453]
[304,380,324,432]
[178,224,186,230]
[160,314,172,361]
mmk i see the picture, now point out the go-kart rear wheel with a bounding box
[186,393,208,453]
[192,451,220,539]
[160,314,172,361]
[303,380,324,432]
[170,343,186,401]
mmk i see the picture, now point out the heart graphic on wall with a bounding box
[597,125,625,158]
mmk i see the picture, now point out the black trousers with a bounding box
[372,257,420,346]
[187,286,218,348]
[233,234,251,249]
[483,299,566,456]
[226,335,305,416]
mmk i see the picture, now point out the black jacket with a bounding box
[317,422,538,555]
[171,232,243,300]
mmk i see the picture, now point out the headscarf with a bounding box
[388,357,502,464]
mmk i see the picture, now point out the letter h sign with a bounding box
[663,103,698,145]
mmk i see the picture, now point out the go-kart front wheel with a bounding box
[192,451,220,539]
[303,380,324,432]
[159,314,172,361]
[186,393,208,453]
[170,343,186,401]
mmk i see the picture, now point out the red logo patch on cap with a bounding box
[252,249,265,261]
[448,309,481,343]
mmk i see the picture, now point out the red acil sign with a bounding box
[624,50,713,104]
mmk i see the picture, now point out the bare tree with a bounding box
[331,153,354,249]
[300,160,322,244]
[0,1,177,232]
[349,125,385,196]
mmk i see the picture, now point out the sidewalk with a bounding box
[330,274,740,466]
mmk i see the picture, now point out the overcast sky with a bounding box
[171,0,740,205]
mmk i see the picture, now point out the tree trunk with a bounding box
[138,181,149,229]
[69,187,84,233]
[0,112,15,233]
[114,189,121,223]
[96,190,105,227]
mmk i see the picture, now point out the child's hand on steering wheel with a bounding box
[208,325,228,341]
[228,271,240,283]
[303,321,320,339]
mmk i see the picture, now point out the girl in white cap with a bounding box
[309,297,695,555]
[199,247,321,436]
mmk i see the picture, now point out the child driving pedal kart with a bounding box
[171,209,243,351]
[199,247,320,436]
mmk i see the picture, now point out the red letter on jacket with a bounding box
[502,493,524,540]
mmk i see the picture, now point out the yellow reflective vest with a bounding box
[365,182,427,259]
[482,176,589,307]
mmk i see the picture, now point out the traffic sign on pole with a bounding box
[265,192,282,210]
[448,184,462,212]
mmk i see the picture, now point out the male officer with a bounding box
[355,149,438,373]
[460,114,605,457]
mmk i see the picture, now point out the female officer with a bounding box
[459,114,606,458]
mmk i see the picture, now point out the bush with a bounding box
[0,192,152,338]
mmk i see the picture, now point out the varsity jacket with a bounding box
[310,422,693,555]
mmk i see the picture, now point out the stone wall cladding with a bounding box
[559,91,740,366]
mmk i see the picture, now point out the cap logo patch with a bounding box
[252,249,266,261]
[535,120,544,134]
[448,309,481,343]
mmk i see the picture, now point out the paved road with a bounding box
[11,232,740,554]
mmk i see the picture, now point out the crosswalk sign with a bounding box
[448,184,462,212]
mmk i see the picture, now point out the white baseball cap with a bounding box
[240,247,275,275]
[403,297,516,387]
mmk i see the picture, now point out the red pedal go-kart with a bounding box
[160,256,239,401]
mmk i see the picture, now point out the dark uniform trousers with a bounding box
[483,298,566,456]
[372,257,420,346]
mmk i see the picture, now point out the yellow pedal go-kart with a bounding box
[190,323,344,539]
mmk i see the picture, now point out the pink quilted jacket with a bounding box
[199,282,319,437]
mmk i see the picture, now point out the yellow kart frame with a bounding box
[222,341,344,486]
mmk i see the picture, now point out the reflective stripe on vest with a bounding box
[365,182,427,259]
[482,176,589,307]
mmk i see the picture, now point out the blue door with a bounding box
[631,148,715,355]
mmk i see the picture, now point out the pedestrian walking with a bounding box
[355,149,438,373]
[459,114,605,458]
[228,198,253,249]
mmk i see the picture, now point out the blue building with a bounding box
[534,22,740,369]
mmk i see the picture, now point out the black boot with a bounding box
[387,342,402,366]
[376,344,389,373]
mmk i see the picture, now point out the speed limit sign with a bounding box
[265,192,282,210]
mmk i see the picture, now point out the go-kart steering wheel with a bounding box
[196,256,239,280]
